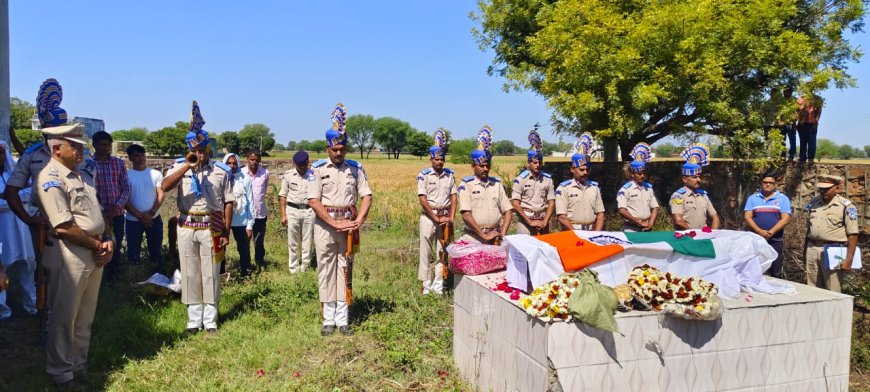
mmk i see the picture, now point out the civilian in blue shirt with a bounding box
[743,173,792,278]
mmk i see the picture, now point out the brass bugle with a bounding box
[186,152,199,165]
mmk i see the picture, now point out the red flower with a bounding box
[256,369,265,377]
[510,289,521,300]
[437,370,450,378]
[702,226,712,233]
[674,232,684,239]
[292,371,301,378]
[688,231,697,238]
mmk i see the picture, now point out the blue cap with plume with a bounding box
[527,125,543,163]
[629,143,652,173]
[37,78,68,128]
[185,100,210,150]
[325,103,347,147]
[571,132,593,168]
[470,126,493,165]
[681,143,710,176]
[429,128,447,158]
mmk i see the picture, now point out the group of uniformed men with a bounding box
[418,129,860,296]
[0,78,860,388]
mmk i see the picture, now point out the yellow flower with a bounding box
[638,278,646,285]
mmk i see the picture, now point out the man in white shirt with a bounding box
[124,144,165,270]
[241,148,270,269]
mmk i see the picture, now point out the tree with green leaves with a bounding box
[474,0,865,161]
[346,114,377,159]
[374,117,414,159]
[448,138,478,164]
[864,145,870,159]
[815,138,838,161]
[837,143,858,160]
[406,131,432,159]
[144,124,188,157]
[286,140,297,151]
[111,127,148,141]
[10,97,36,131]
[218,131,242,154]
[14,129,42,150]
[238,123,275,153]
[492,140,518,156]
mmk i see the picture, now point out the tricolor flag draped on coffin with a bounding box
[504,229,794,299]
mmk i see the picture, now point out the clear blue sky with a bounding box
[8,1,869,148]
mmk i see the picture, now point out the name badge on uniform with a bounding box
[42,180,62,192]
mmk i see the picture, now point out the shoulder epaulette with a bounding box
[621,182,632,189]
[24,142,44,155]
[542,172,551,178]
[312,159,327,168]
[696,189,707,195]
[842,198,853,206]
[643,181,653,188]
[421,168,433,175]
[588,181,598,187]
[214,161,231,173]
[489,177,501,183]
[462,176,475,182]
[346,159,362,168]
[519,170,530,178]
[175,157,185,163]
[676,187,688,194]
[559,179,572,187]
[444,168,454,174]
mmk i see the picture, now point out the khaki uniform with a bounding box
[279,169,314,273]
[617,181,659,231]
[555,179,604,230]
[804,195,859,292]
[511,170,555,235]
[8,143,53,191]
[669,187,717,229]
[167,160,233,329]
[307,158,372,325]
[34,158,105,384]
[416,167,456,285]
[457,175,511,243]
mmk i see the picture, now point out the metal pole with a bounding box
[0,0,10,144]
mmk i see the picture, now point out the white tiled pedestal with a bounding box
[453,272,853,392]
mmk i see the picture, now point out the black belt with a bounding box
[287,202,310,209]
[808,239,845,246]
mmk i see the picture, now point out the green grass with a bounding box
[0,203,466,390]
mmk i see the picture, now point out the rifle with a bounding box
[438,222,450,280]
[344,229,354,306]
[34,223,48,344]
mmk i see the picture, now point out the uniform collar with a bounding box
[755,190,781,200]
[49,157,75,178]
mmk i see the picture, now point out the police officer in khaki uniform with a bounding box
[35,123,112,389]
[161,102,234,335]
[307,103,372,336]
[804,174,859,292]
[618,143,658,232]
[556,133,605,231]
[280,151,315,273]
[458,126,512,244]
[416,129,456,295]
[511,129,555,236]
[670,144,720,230]
[4,79,74,227]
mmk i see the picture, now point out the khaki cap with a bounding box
[42,123,87,145]
[816,174,843,189]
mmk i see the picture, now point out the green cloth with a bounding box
[624,231,716,258]
[566,270,619,333]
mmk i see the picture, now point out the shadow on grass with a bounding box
[350,295,395,326]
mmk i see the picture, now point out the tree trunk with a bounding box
[602,139,620,162]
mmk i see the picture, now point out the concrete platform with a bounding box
[453,271,853,391]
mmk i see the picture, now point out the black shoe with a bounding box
[338,325,354,336]
[321,325,336,336]
[73,368,89,382]
[181,327,200,337]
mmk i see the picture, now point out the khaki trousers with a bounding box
[314,219,350,303]
[516,219,548,236]
[805,245,845,292]
[286,205,315,273]
[178,227,221,305]
[418,215,450,282]
[44,239,103,384]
